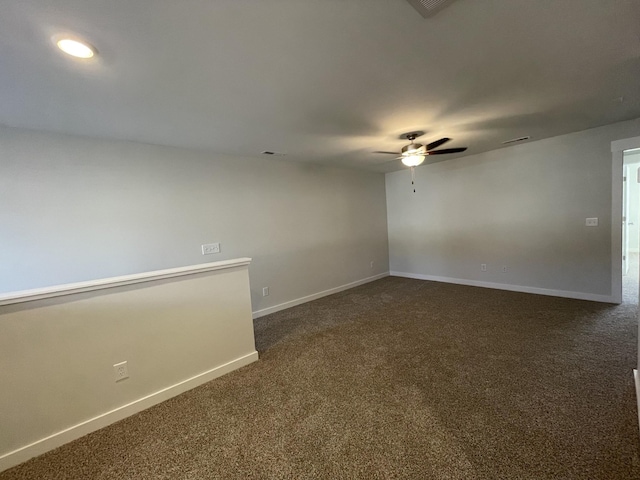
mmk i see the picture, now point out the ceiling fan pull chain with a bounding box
[411,166,416,193]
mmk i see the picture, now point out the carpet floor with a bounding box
[1,277,639,479]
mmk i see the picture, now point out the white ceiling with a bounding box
[1,0,639,172]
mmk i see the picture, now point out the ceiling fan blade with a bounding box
[374,158,405,166]
[374,150,400,155]
[427,147,467,155]
[426,137,451,151]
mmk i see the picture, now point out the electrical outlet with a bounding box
[201,243,221,255]
[585,218,598,227]
[481,264,487,272]
[502,265,507,273]
[113,361,129,382]
[262,287,269,297]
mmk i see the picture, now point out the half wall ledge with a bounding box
[0,257,252,306]
[0,257,257,472]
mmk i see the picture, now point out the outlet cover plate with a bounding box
[114,361,129,382]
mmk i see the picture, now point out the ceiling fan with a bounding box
[375,131,467,167]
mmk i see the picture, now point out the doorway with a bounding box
[612,136,640,304]
[623,149,640,304]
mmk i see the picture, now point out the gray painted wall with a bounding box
[0,126,389,311]
[386,118,640,298]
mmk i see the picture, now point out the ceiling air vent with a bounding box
[405,0,460,18]
[501,136,531,145]
[261,151,286,156]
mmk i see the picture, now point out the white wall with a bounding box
[0,126,389,311]
[386,118,640,300]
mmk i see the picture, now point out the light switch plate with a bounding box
[201,243,221,255]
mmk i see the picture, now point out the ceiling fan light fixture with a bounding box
[373,133,465,169]
[401,154,426,167]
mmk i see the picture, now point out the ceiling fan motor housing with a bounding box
[401,143,424,155]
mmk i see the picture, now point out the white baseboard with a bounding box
[0,351,259,473]
[635,370,640,438]
[252,272,389,319]
[390,271,616,303]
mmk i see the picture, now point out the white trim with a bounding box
[0,351,258,473]
[0,258,252,306]
[390,271,615,303]
[252,272,389,319]
[612,136,640,152]
[611,137,640,305]
[635,370,640,438]
[612,149,624,304]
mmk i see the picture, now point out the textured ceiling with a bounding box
[1,0,639,172]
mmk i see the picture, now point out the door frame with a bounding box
[611,135,640,304]
[623,164,630,276]
[612,136,640,439]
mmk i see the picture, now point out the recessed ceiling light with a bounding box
[56,38,96,59]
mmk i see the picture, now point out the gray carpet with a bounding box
[1,277,639,479]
